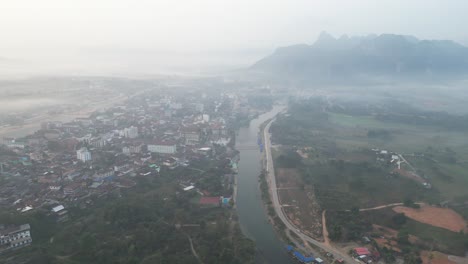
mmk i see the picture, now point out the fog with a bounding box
[0,98,61,112]
[1,0,468,77]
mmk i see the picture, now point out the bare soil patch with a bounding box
[393,168,426,184]
[393,205,467,233]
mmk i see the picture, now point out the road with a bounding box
[347,202,423,212]
[263,117,357,264]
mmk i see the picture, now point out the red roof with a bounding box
[199,196,220,205]
[355,247,371,256]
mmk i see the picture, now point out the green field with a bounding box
[326,113,468,200]
[330,113,468,154]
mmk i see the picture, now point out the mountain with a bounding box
[250,32,468,82]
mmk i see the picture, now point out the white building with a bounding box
[0,224,32,253]
[76,147,92,162]
[122,126,138,139]
[122,144,143,155]
[148,141,177,154]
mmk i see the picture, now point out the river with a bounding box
[236,105,293,264]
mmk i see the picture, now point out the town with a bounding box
[0,86,268,258]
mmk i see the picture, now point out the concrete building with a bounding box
[122,144,143,155]
[148,141,177,154]
[183,128,200,145]
[0,224,32,253]
[76,147,92,162]
[90,137,107,148]
[123,126,138,139]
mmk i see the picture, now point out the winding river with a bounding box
[236,106,293,264]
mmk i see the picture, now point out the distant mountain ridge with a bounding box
[250,32,468,81]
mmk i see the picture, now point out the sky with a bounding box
[1,0,468,76]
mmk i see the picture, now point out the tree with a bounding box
[329,224,342,241]
[392,213,407,227]
[403,198,420,208]
[397,230,410,245]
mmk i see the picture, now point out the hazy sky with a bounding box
[1,0,468,76]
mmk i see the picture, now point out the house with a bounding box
[51,205,68,222]
[354,247,371,256]
[148,141,177,154]
[51,205,65,213]
[0,224,32,253]
[199,196,220,207]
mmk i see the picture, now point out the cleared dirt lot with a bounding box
[393,205,467,233]
[276,168,323,239]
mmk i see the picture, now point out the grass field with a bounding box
[299,161,438,210]
[326,112,468,202]
[330,113,415,130]
[329,113,468,154]
[406,156,468,200]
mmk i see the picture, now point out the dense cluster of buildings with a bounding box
[0,90,264,252]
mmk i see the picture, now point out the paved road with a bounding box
[263,117,357,264]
